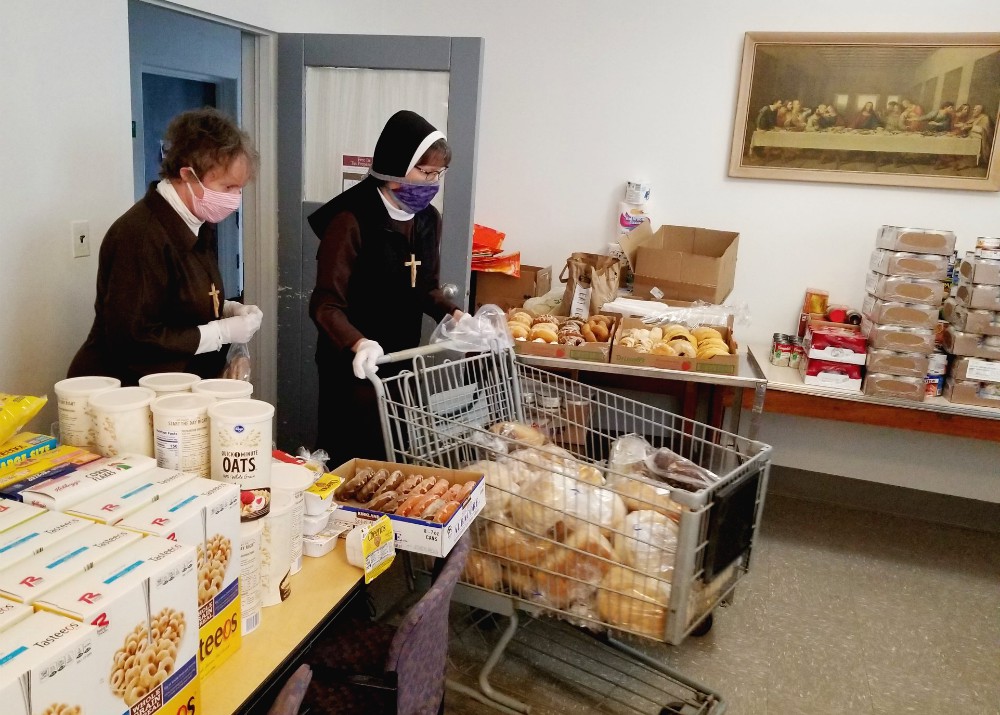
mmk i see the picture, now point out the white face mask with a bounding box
[185,168,241,223]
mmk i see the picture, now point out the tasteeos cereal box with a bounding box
[0,432,57,472]
[35,537,200,715]
[0,523,142,605]
[0,511,91,572]
[0,500,45,532]
[119,477,241,678]
[18,454,157,511]
[0,610,101,715]
[66,466,196,526]
[0,595,31,632]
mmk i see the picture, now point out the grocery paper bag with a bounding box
[558,252,621,318]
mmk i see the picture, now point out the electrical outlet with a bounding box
[71,220,90,258]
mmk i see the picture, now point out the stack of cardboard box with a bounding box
[941,251,1000,406]
[861,226,955,402]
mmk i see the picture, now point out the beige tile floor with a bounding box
[444,494,1000,715]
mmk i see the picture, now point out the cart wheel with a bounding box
[690,613,713,637]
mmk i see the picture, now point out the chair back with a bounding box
[385,534,471,715]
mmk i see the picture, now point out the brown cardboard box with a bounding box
[955,280,1000,311]
[958,255,1000,286]
[942,297,1000,337]
[943,377,1000,408]
[610,317,738,375]
[864,272,946,306]
[863,373,926,402]
[869,250,949,279]
[861,294,939,329]
[860,317,936,354]
[866,349,930,378]
[512,314,617,363]
[875,226,956,255]
[473,265,551,312]
[950,356,1000,383]
[619,221,739,304]
[942,326,1000,359]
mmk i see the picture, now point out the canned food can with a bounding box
[927,351,948,376]
[789,340,804,370]
[924,374,945,397]
[771,335,792,367]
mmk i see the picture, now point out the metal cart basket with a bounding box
[368,343,772,714]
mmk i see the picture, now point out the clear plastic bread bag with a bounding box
[222,342,252,381]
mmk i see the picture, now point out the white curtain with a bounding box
[304,67,450,204]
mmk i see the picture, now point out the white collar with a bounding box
[377,185,414,221]
[157,179,204,236]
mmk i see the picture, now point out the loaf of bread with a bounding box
[596,566,671,639]
[533,526,614,609]
[614,510,678,575]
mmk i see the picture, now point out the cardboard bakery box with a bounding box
[610,316,738,375]
[950,356,1000,383]
[942,326,1000,360]
[328,459,485,558]
[863,373,926,402]
[958,255,1000,285]
[943,377,1000,408]
[862,294,939,329]
[875,226,956,255]
[942,297,1000,337]
[861,317,936,354]
[473,265,552,313]
[864,272,947,306]
[868,250,949,280]
[511,312,617,363]
[955,280,1000,311]
[619,220,739,304]
[865,349,930,378]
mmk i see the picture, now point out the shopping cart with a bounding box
[368,342,772,714]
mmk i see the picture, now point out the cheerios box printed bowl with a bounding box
[328,459,485,558]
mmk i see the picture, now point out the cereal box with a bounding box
[119,477,241,678]
[66,467,196,526]
[0,432,57,472]
[17,454,157,511]
[0,446,100,496]
[0,511,91,572]
[0,524,142,605]
[35,537,200,715]
[0,501,45,533]
[0,610,100,715]
[0,595,31,632]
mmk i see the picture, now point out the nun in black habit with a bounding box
[308,110,462,466]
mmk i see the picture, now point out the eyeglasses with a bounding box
[414,165,448,182]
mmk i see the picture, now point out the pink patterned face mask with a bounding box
[185,168,242,223]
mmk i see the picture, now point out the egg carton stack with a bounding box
[940,241,1000,407]
[861,226,955,402]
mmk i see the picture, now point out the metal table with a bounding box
[516,348,768,439]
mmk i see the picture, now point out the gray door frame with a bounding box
[276,33,484,452]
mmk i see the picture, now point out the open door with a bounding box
[276,34,483,451]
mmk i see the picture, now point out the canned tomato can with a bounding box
[771,334,792,367]
[789,339,804,370]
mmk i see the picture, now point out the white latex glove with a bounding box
[352,339,384,379]
[223,301,263,320]
[197,313,263,354]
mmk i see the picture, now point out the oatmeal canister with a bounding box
[209,398,275,521]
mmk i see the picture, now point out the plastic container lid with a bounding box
[89,386,157,412]
[151,392,216,416]
[138,372,202,394]
[54,376,121,396]
[192,379,254,400]
[208,398,275,423]
[271,462,316,493]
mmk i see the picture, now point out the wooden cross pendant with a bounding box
[404,253,422,288]
[209,283,221,318]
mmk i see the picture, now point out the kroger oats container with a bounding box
[89,386,156,457]
[138,371,202,396]
[239,519,264,634]
[152,392,215,477]
[209,399,275,521]
[271,462,315,575]
[260,489,293,607]
[192,378,253,402]
[54,375,120,448]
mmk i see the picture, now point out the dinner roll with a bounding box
[596,566,672,639]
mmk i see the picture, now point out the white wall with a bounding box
[2,1,997,500]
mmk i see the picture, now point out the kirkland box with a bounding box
[875,225,956,255]
[868,250,949,280]
[0,432,57,472]
[863,373,926,402]
[118,477,241,679]
[955,280,1000,311]
[864,273,947,306]
[16,453,157,510]
[0,611,101,715]
[943,377,1000,408]
[942,298,1000,337]
[66,466,196,525]
[862,294,939,329]
[950,356,1000,383]
[474,265,552,313]
[35,537,200,715]
[328,459,485,558]
[620,220,739,304]
[512,313,618,363]
[861,318,936,354]
[942,326,1000,360]
[958,255,1000,285]
[610,316,738,374]
[866,349,930,378]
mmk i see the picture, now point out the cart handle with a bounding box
[373,340,462,367]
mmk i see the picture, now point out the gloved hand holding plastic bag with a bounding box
[429,304,514,352]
